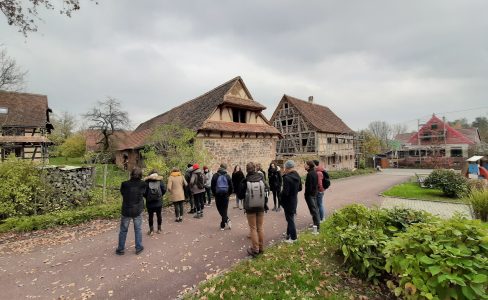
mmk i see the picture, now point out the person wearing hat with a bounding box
[280,160,302,243]
[189,163,206,218]
[143,169,166,235]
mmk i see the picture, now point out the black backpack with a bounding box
[196,172,205,189]
[322,170,331,190]
[147,181,162,202]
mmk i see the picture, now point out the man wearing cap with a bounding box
[280,160,302,243]
[189,163,206,218]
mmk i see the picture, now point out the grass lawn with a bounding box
[382,181,462,203]
[188,231,392,300]
[48,156,85,166]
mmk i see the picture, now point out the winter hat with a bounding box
[193,163,200,170]
[284,160,295,169]
[203,165,208,170]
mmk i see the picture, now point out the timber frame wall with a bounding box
[0,126,49,162]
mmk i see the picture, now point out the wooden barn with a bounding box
[0,91,54,162]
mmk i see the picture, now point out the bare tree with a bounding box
[50,111,77,145]
[391,123,408,139]
[84,97,129,152]
[0,46,27,91]
[368,121,391,146]
[0,0,96,36]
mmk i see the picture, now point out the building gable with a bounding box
[408,115,475,145]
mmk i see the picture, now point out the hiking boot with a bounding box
[147,228,154,235]
[246,248,259,258]
[157,226,161,234]
[115,249,125,255]
[135,247,144,255]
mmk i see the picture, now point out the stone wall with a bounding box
[199,137,278,171]
[43,165,96,195]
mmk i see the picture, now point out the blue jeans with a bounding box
[316,192,325,221]
[117,214,143,252]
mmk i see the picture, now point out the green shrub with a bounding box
[424,169,469,198]
[324,205,433,282]
[384,217,488,300]
[463,189,488,222]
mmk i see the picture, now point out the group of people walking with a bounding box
[115,159,330,258]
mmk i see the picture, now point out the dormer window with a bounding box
[0,107,8,114]
[232,108,246,123]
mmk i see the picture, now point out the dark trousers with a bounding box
[173,201,184,218]
[186,187,194,210]
[271,190,281,208]
[284,210,297,240]
[215,194,229,228]
[305,194,320,229]
[147,207,162,229]
[193,192,205,213]
[205,187,212,204]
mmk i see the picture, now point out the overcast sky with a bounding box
[1,0,488,131]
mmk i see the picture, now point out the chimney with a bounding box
[308,96,313,103]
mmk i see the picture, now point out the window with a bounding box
[287,119,292,126]
[302,139,308,146]
[335,138,339,143]
[284,103,289,109]
[3,147,22,158]
[0,107,8,114]
[450,148,463,157]
[232,109,246,123]
[327,137,332,144]
[1,127,25,136]
[431,124,438,130]
[281,120,286,126]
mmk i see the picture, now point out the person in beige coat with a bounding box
[167,167,187,222]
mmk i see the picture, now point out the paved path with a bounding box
[0,172,408,300]
[381,197,472,219]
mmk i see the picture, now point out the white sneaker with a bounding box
[285,238,296,244]
[227,220,232,229]
[312,231,319,235]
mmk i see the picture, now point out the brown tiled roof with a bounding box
[0,136,51,144]
[83,129,133,152]
[120,77,279,150]
[201,121,281,135]
[272,95,354,134]
[0,91,49,128]
[222,96,266,110]
[457,128,481,144]
[117,128,152,150]
[135,77,245,132]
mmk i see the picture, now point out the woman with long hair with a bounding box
[231,165,245,209]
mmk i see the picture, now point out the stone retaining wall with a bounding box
[42,165,96,195]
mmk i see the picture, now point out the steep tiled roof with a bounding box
[201,121,280,135]
[0,91,49,128]
[394,132,416,144]
[408,115,477,145]
[272,95,353,134]
[457,128,481,144]
[120,77,278,150]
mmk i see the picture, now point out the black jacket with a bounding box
[280,171,302,213]
[144,180,167,209]
[211,168,234,196]
[231,170,245,195]
[268,167,282,192]
[120,179,147,217]
[305,167,318,198]
[238,171,269,213]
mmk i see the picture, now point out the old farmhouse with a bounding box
[270,95,355,170]
[0,91,53,162]
[393,114,481,169]
[117,77,281,170]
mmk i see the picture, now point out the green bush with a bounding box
[424,169,469,198]
[324,205,433,282]
[384,217,488,300]
[463,189,488,222]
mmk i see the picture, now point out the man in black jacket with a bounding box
[304,160,320,233]
[211,163,234,230]
[280,160,302,242]
[116,167,147,255]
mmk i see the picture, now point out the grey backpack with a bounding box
[244,180,266,210]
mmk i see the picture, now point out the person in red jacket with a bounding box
[313,159,326,221]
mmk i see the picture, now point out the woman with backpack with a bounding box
[144,169,166,235]
[231,165,245,209]
[268,163,282,212]
[189,163,206,218]
[167,167,187,223]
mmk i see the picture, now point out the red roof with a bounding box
[408,115,476,145]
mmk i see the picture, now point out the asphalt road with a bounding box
[0,171,410,300]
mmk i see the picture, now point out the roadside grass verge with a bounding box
[188,231,392,300]
[382,180,462,203]
[0,200,121,233]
